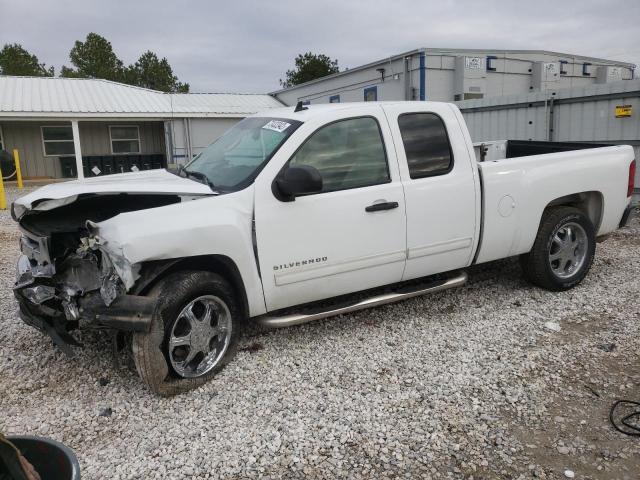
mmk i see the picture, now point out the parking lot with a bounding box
[1,185,639,479]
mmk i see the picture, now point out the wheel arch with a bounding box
[131,255,250,319]
[543,190,604,233]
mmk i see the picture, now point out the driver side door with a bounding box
[254,109,407,312]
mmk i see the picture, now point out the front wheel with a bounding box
[520,206,596,291]
[132,271,242,396]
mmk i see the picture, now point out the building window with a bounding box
[560,60,568,75]
[110,126,140,154]
[302,100,311,106]
[582,63,592,76]
[486,56,497,71]
[0,126,4,151]
[329,94,340,103]
[41,126,75,156]
[289,116,390,193]
[363,86,377,102]
[397,113,454,179]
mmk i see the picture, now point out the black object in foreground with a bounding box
[609,400,640,436]
[2,436,81,480]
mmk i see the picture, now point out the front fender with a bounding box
[89,187,267,317]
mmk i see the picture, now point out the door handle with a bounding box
[365,201,399,212]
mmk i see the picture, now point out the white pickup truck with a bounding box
[12,101,636,395]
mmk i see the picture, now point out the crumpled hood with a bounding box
[12,169,214,219]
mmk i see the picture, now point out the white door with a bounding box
[382,103,481,281]
[254,108,407,311]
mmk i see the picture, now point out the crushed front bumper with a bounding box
[14,253,155,356]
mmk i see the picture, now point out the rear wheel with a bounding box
[520,207,595,291]
[132,271,241,396]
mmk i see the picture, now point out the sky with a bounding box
[0,0,638,93]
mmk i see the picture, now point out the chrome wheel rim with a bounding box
[548,222,588,279]
[168,295,232,378]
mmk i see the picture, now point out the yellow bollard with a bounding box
[13,149,23,188]
[0,167,6,210]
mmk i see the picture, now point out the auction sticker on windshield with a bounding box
[262,120,291,133]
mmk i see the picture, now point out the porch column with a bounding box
[71,120,84,179]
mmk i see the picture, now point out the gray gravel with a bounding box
[1,184,639,479]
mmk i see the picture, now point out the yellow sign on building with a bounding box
[615,105,632,118]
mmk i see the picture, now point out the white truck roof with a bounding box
[256,101,456,121]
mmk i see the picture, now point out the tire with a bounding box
[520,206,595,291]
[132,271,242,396]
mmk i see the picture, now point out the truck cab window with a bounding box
[289,117,389,193]
[398,113,453,179]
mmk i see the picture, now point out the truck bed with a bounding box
[474,140,612,162]
[474,144,634,264]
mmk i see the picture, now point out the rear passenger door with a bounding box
[383,103,480,280]
[254,108,407,311]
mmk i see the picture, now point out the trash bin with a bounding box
[87,157,103,176]
[58,157,77,178]
[0,150,16,180]
[113,156,128,173]
[6,435,81,480]
[150,154,164,169]
[128,155,141,172]
[140,155,152,171]
[101,156,115,175]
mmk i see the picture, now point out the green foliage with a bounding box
[280,52,339,88]
[125,51,189,93]
[59,33,188,92]
[0,43,53,76]
[61,33,124,81]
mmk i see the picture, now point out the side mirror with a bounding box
[274,164,322,201]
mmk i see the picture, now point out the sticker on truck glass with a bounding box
[262,120,291,133]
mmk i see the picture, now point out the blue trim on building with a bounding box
[559,60,568,75]
[364,86,377,101]
[329,94,340,103]
[486,55,497,71]
[419,52,426,101]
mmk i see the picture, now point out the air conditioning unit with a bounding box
[454,57,486,100]
[531,62,560,91]
[596,66,623,84]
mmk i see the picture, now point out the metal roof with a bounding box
[270,47,636,94]
[0,76,283,118]
[170,93,284,116]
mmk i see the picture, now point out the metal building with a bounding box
[455,78,640,199]
[0,76,283,179]
[271,48,634,106]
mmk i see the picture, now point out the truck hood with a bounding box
[12,169,214,219]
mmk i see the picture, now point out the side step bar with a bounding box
[257,271,468,328]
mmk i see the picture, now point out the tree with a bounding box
[0,44,53,76]
[125,51,189,93]
[280,52,339,88]
[61,33,124,81]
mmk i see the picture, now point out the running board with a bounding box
[257,271,468,328]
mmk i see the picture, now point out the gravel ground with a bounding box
[1,184,639,479]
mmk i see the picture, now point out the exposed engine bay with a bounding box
[13,193,193,355]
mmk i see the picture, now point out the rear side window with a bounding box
[289,117,390,193]
[398,113,453,179]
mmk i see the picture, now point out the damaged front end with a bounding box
[11,171,217,356]
[14,225,156,356]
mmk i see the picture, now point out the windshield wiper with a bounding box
[178,165,217,192]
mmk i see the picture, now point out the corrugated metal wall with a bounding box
[457,79,640,192]
[0,121,164,178]
[168,118,239,165]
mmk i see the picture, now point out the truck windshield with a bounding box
[184,117,302,192]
